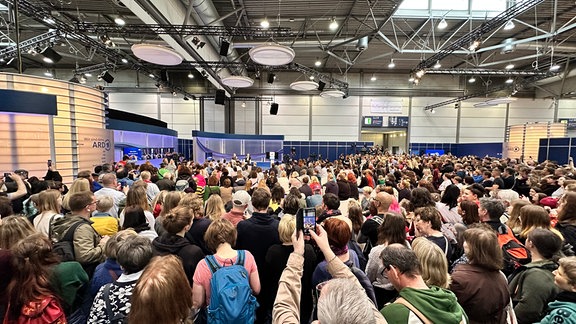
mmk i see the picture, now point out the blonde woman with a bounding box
[33,189,62,236]
[277,171,290,194]
[62,178,90,211]
[412,237,451,288]
[204,194,225,221]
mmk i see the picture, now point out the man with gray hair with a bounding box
[478,197,507,233]
[380,244,468,323]
[273,226,386,324]
[94,173,126,218]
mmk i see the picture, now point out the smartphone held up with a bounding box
[296,207,317,237]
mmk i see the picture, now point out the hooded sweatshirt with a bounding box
[152,233,204,286]
[381,287,468,324]
[539,291,576,324]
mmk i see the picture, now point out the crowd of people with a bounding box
[2,152,576,323]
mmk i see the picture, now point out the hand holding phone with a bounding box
[296,207,317,237]
[47,159,52,167]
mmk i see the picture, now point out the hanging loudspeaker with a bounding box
[220,40,230,56]
[160,69,168,82]
[270,103,279,115]
[318,80,326,91]
[215,89,226,105]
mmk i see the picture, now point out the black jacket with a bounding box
[152,233,204,286]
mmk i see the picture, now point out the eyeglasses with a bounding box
[86,200,99,207]
[380,264,392,276]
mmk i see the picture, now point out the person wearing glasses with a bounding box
[50,191,109,276]
[380,244,468,324]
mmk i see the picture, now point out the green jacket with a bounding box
[381,286,468,324]
[509,260,559,324]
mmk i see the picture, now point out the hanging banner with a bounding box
[370,100,403,114]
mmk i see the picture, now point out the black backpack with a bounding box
[49,216,86,262]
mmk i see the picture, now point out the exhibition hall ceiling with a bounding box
[0,0,575,98]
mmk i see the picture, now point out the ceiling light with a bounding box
[388,59,395,69]
[415,70,425,78]
[261,17,270,29]
[320,89,345,98]
[221,75,254,88]
[434,61,441,69]
[79,76,86,84]
[44,70,53,77]
[290,80,319,91]
[437,18,447,30]
[550,63,561,71]
[408,76,415,82]
[84,72,92,77]
[172,91,177,96]
[370,74,376,81]
[430,108,436,114]
[329,17,338,31]
[132,44,183,65]
[505,78,514,84]
[505,64,514,70]
[121,58,128,64]
[315,58,322,67]
[148,73,155,78]
[249,44,295,66]
[468,76,476,83]
[469,39,481,52]
[309,75,315,80]
[504,20,515,30]
[114,16,126,26]
[187,71,194,79]
[241,101,246,108]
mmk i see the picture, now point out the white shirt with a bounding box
[94,187,126,218]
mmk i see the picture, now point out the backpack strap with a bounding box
[205,255,221,274]
[62,220,86,242]
[394,297,432,324]
[103,283,114,321]
[235,250,245,266]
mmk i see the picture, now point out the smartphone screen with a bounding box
[302,208,316,235]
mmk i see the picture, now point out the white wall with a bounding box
[262,95,310,140]
[234,101,256,134]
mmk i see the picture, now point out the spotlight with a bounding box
[84,72,92,77]
[98,71,114,83]
[550,64,561,71]
[329,17,338,31]
[388,59,395,69]
[69,75,80,83]
[79,76,86,84]
[114,16,126,26]
[455,102,461,109]
[468,76,476,83]
[121,58,128,64]
[315,58,322,67]
[148,73,155,78]
[261,17,270,28]
[505,64,514,70]
[99,35,115,48]
[438,18,447,30]
[41,47,62,64]
[415,70,425,78]
[434,61,441,69]
[241,101,246,108]
[44,70,53,77]
[370,74,376,81]
[197,41,206,49]
[187,71,194,79]
[267,73,276,84]
[183,96,190,101]
[505,78,514,84]
[201,70,208,78]
[504,20,515,30]
[309,75,315,80]
[431,108,436,114]
[408,76,415,82]
[172,91,177,96]
[191,37,205,49]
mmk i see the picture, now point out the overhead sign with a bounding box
[388,116,409,127]
[362,116,383,127]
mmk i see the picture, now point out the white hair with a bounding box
[317,278,376,324]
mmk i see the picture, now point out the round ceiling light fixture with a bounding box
[319,89,345,98]
[290,80,319,91]
[249,44,295,66]
[131,44,183,65]
[221,75,254,88]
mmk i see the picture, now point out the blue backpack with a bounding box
[205,250,258,324]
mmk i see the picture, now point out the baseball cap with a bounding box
[233,190,251,206]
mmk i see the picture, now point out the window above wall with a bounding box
[396,0,508,18]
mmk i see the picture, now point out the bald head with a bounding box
[101,173,117,187]
[374,192,393,213]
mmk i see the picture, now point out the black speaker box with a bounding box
[270,103,279,115]
[101,71,114,83]
[160,69,168,82]
[267,73,275,84]
[220,40,230,56]
[318,80,326,91]
[215,89,226,105]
